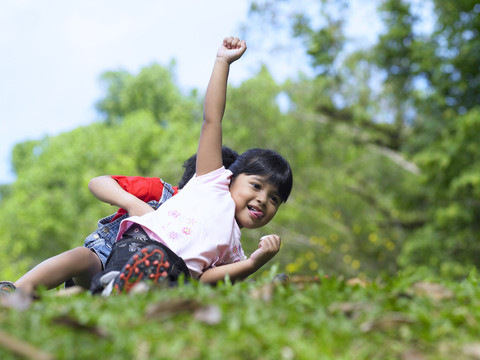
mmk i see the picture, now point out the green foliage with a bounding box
[95,62,198,125]
[399,108,480,276]
[2,272,480,359]
[374,0,480,151]
[430,0,480,111]
[2,0,480,282]
[372,0,480,274]
[0,115,195,278]
[292,2,347,75]
[243,0,480,277]
[0,65,201,279]
[222,68,422,278]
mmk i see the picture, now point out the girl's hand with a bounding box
[249,234,281,267]
[217,36,247,64]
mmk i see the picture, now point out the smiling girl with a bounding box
[88,36,293,292]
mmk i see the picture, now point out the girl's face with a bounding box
[229,174,281,229]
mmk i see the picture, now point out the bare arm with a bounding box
[199,234,281,284]
[88,175,154,217]
[196,36,247,176]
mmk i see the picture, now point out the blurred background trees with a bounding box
[1,0,479,280]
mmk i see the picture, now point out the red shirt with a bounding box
[110,175,179,221]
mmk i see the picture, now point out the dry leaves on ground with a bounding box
[410,282,454,301]
[0,330,54,360]
[145,298,222,325]
[52,314,110,339]
[327,301,373,319]
[360,312,415,333]
[0,290,33,311]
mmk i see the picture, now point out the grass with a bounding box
[1,267,480,360]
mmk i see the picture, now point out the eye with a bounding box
[251,183,261,190]
[270,195,280,205]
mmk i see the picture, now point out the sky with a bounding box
[0,0,387,184]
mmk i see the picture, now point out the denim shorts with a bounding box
[84,197,172,269]
[89,224,190,294]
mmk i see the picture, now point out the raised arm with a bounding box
[88,176,154,217]
[196,36,247,176]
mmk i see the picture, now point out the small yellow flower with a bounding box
[340,244,349,253]
[343,254,352,264]
[286,263,300,273]
[351,260,361,270]
[386,241,396,251]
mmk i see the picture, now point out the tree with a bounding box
[374,0,480,275]
[95,62,199,126]
[246,0,480,277]
[0,65,202,280]
[399,107,480,276]
[3,0,478,280]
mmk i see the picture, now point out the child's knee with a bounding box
[68,247,102,271]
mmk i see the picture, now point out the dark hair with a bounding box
[228,148,293,203]
[178,146,239,189]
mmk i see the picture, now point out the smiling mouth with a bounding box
[247,205,264,220]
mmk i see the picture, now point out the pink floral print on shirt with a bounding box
[168,210,180,218]
[169,231,179,241]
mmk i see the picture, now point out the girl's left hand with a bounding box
[217,36,247,64]
[249,234,281,267]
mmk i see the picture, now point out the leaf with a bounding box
[0,329,54,360]
[346,278,370,288]
[411,281,454,301]
[0,290,33,311]
[250,283,275,302]
[193,305,222,325]
[327,301,372,318]
[52,315,110,339]
[289,275,321,284]
[54,286,85,297]
[145,299,202,319]
[146,298,220,324]
[462,343,480,359]
[400,349,427,360]
[360,312,415,333]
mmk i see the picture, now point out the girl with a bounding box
[0,147,239,295]
[90,36,293,292]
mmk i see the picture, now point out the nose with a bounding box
[256,191,267,206]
